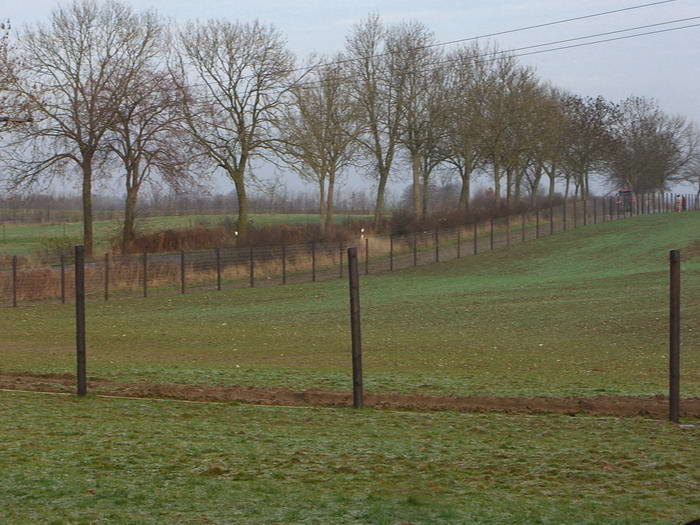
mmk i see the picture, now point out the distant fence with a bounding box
[1,193,697,307]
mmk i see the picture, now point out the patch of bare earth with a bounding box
[1,372,698,419]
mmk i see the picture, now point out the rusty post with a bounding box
[669,249,681,423]
[216,248,222,290]
[435,228,440,262]
[142,251,148,298]
[413,233,418,266]
[249,246,254,287]
[180,250,186,294]
[12,255,17,307]
[365,237,369,275]
[75,245,87,397]
[60,254,66,304]
[550,207,554,235]
[104,253,109,301]
[347,247,364,409]
[338,243,343,279]
[390,235,394,271]
[311,242,316,282]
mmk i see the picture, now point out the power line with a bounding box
[258,19,700,95]
[283,0,681,77]
[182,0,683,91]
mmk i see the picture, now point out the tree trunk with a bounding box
[411,153,421,217]
[81,158,94,257]
[122,186,139,254]
[231,172,249,243]
[373,171,389,229]
[459,167,470,213]
[325,171,335,233]
[318,179,327,235]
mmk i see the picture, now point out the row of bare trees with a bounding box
[2,2,699,255]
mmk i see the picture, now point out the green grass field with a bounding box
[0,212,373,257]
[0,391,697,524]
[2,212,699,399]
[2,213,699,523]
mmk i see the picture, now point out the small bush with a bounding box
[35,236,83,260]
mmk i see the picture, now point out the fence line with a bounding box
[1,193,697,307]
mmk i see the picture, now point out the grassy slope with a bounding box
[2,212,699,398]
[0,391,697,524]
[0,213,373,256]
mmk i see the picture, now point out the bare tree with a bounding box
[1,0,161,255]
[345,15,408,228]
[605,96,698,193]
[172,19,294,242]
[277,55,360,233]
[107,69,196,253]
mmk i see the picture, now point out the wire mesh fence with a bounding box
[0,193,695,307]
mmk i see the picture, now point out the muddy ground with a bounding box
[2,372,698,419]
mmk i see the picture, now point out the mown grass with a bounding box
[1,212,699,398]
[0,391,697,524]
[0,213,373,257]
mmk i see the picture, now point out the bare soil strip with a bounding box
[2,372,699,418]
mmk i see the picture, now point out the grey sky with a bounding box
[6,0,700,196]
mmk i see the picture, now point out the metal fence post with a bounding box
[249,246,254,287]
[563,201,567,231]
[457,230,461,258]
[180,250,186,294]
[490,218,494,250]
[12,255,17,307]
[104,253,109,301]
[583,200,588,226]
[593,199,597,224]
[142,251,148,298]
[550,207,554,235]
[669,249,681,423]
[338,243,343,279]
[347,247,364,409]
[216,248,222,290]
[60,254,66,304]
[282,245,287,285]
[536,209,540,239]
[75,245,87,397]
[389,235,394,271]
[365,237,369,275]
[435,228,439,262]
[473,222,478,254]
[311,242,316,282]
[413,233,418,266]
[521,214,525,243]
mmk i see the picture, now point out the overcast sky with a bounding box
[5,0,700,196]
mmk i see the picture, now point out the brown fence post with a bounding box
[473,222,478,254]
[389,235,394,271]
[311,242,316,282]
[457,230,461,258]
[347,247,364,409]
[142,251,148,298]
[338,243,343,279]
[435,228,440,262]
[413,233,418,266]
[282,245,287,285]
[75,245,87,397]
[12,255,17,307]
[364,237,369,275]
[521,214,525,242]
[180,250,186,294]
[60,254,66,304]
[490,218,494,250]
[573,200,577,228]
[593,199,597,224]
[583,200,588,226]
[104,253,109,301]
[563,201,567,231]
[536,209,540,239]
[505,216,510,247]
[669,249,681,423]
[216,248,222,290]
[249,246,254,287]
[550,207,554,235]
